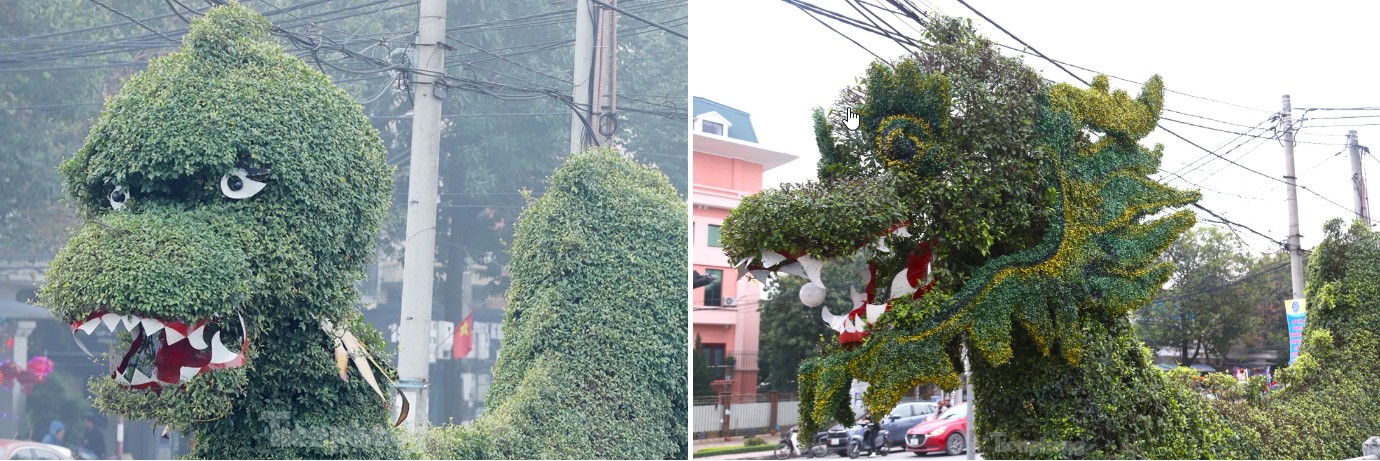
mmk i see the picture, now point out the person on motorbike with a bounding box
[857,411,880,452]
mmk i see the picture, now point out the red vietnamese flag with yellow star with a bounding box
[453,312,474,359]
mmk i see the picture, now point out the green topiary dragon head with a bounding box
[38,3,401,457]
[720,17,1199,435]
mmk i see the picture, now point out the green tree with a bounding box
[1137,226,1255,367]
[1237,251,1295,366]
[693,334,716,397]
[464,149,687,459]
[757,256,866,392]
[0,1,175,255]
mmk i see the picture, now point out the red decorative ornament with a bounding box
[27,356,54,380]
[0,361,17,384]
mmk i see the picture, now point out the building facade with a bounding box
[691,97,796,399]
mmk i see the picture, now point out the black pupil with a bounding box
[110,190,125,203]
[228,176,244,191]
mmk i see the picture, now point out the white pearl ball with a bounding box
[799,283,827,307]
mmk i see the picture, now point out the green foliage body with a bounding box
[38,4,400,458]
[724,15,1380,459]
[423,149,687,459]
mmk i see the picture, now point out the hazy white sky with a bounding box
[690,0,1380,254]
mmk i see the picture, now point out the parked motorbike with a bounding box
[774,426,824,459]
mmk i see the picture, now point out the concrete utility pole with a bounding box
[569,0,595,153]
[1281,95,1305,299]
[1347,130,1373,226]
[397,0,447,431]
[590,1,619,147]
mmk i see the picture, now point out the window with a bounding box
[702,269,723,306]
[702,343,727,380]
[706,224,722,248]
[702,120,724,136]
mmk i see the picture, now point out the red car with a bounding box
[904,403,969,456]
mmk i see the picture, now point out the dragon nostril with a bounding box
[227,176,244,192]
[110,191,126,203]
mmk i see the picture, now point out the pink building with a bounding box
[692,97,797,397]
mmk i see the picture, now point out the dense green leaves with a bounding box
[422,149,687,459]
[38,4,401,458]
[721,178,905,262]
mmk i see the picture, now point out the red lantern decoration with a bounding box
[27,356,54,380]
[0,361,17,384]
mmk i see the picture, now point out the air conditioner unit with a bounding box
[724,297,738,307]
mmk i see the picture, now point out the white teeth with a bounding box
[140,318,163,336]
[121,315,138,331]
[761,251,787,268]
[866,304,887,324]
[798,256,825,288]
[130,369,153,386]
[877,236,890,253]
[101,313,120,331]
[778,261,805,278]
[748,270,771,284]
[849,286,867,307]
[891,270,917,298]
[165,328,185,345]
[893,226,911,238]
[822,306,846,332]
[180,366,200,382]
[78,318,101,335]
[209,332,238,364]
[189,324,209,350]
[114,372,130,385]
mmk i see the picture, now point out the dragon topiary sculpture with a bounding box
[722,17,1380,459]
[38,3,403,458]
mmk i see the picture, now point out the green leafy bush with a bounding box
[39,3,400,458]
[724,13,1380,461]
[421,149,687,459]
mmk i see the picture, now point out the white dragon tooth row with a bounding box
[78,313,235,356]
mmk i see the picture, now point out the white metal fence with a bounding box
[692,396,801,436]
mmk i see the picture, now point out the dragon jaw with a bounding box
[71,312,246,390]
[743,227,938,345]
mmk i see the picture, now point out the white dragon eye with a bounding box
[220,168,268,200]
[109,185,128,210]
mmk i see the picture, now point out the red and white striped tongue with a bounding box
[72,312,247,390]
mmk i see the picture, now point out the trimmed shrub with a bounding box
[427,149,687,459]
[39,3,399,458]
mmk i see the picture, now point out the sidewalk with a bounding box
[692,435,779,460]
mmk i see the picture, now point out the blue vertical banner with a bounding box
[1285,299,1308,364]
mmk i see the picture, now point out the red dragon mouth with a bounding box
[71,312,247,390]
